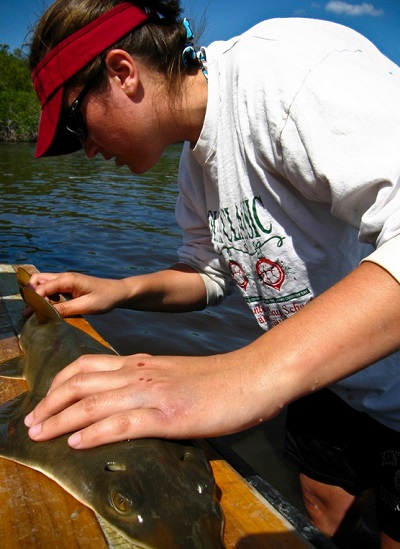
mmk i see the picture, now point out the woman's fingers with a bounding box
[27,384,150,443]
[29,272,74,295]
[67,409,170,449]
[25,354,141,425]
[25,271,122,316]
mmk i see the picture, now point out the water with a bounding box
[0,142,303,509]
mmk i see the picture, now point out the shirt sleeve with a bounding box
[277,46,400,281]
[360,235,400,283]
[175,143,233,306]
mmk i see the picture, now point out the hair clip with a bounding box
[181,17,208,81]
[183,18,194,41]
[182,18,197,66]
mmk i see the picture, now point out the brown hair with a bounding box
[29,0,197,96]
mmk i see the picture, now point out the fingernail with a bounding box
[68,432,82,448]
[28,423,42,438]
[24,412,33,427]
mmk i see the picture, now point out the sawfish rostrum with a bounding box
[0,269,224,548]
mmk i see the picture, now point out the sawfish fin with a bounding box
[16,267,32,289]
[0,392,31,458]
[17,267,63,324]
[0,356,24,379]
[0,391,49,467]
[21,287,61,324]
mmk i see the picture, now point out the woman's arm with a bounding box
[25,261,400,448]
[29,263,208,316]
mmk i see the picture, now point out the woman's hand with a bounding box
[27,271,128,317]
[24,350,278,448]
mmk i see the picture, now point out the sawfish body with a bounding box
[0,269,224,548]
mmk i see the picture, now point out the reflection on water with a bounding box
[0,142,181,278]
[0,142,303,510]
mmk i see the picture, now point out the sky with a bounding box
[1,0,399,65]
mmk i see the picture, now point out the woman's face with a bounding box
[65,60,173,174]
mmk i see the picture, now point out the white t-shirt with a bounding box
[175,18,400,431]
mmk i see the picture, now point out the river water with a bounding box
[0,142,303,509]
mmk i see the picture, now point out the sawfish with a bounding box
[0,268,224,548]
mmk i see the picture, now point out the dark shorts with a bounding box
[283,388,400,542]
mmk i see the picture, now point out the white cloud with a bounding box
[325,1,384,16]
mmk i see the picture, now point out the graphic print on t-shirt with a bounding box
[208,194,312,328]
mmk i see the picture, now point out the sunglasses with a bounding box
[65,78,95,141]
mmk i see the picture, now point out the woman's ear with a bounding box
[104,49,139,96]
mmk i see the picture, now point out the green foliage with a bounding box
[0,90,40,141]
[0,45,40,142]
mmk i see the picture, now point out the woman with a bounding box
[26,1,400,546]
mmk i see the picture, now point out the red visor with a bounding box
[32,2,148,158]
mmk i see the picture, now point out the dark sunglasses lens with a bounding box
[66,101,88,140]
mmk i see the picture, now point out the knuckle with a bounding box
[57,302,69,316]
[114,413,133,434]
[82,393,98,415]
[74,354,93,372]
[69,372,87,393]
[63,272,76,285]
